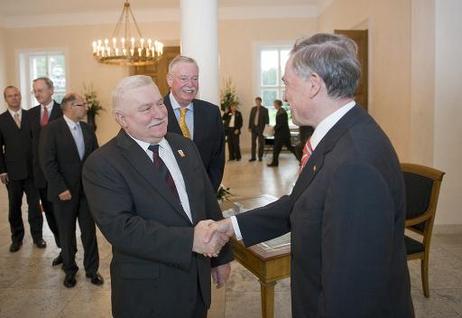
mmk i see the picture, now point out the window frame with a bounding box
[17,48,69,109]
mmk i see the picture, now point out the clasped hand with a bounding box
[192,219,234,257]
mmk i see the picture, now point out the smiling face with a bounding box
[115,84,168,144]
[167,61,199,107]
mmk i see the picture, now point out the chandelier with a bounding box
[91,0,164,66]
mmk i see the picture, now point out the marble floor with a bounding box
[0,152,461,317]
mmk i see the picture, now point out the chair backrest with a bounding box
[401,163,445,245]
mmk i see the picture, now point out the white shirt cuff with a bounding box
[230,216,243,241]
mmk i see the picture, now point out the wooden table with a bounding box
[223,195,291,318]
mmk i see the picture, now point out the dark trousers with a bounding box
[6,177,43,243]
[226,129,241,160]
[53,193,99,275]
[250,128,265,160]
[38,186,60,248]
[271,134,296,165]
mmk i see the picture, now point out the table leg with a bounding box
[260,281,276,318]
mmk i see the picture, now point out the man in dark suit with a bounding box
[82,75,233,318]
[0,86,44,252]
[248,96,269,162]
[39,92,102,288]
[214,33,414,317]
[30,77,63,266]
[222,102,243,161]
[163,55,224,191]
[267,99,297,167]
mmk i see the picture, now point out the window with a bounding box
[257,45,295,127]
[19,50,67,109]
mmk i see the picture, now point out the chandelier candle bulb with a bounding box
[112,37,117,48]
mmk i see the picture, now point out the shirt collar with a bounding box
[169,92,194,112]
[42,100,54,112]
[310,101,356,150]
[126,133,168,153]
[7,108,22,117]
[63,114,79,129]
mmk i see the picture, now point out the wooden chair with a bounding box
[401,163,445,297]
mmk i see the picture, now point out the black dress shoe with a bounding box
[267,163,278,167]
[34,238,47,249]
[249,158,256,162]
[86,272,104,286]
[52,254,63,266]
[63,273,77,288]
[9,241,22,253]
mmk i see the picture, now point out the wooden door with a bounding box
[334,30,368,110]
[129,46,181,96]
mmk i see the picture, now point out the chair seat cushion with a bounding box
[405,235,424,254]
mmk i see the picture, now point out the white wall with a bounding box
[434,0,462,224]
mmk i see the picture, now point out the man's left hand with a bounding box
[211,263,231,289]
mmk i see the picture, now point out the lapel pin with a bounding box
[313,165,317,172]
[178,150,185,157]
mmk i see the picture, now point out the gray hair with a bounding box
[61,92,79,110]
[168,55,199,74]
[289,33,361,99]
[33,77,54,90]
[112,75,155,112]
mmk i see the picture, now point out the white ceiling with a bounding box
[0,0,327,17]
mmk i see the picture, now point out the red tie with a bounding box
[299,139,313,173]
[148,144,180,201]
[40,106,49,127]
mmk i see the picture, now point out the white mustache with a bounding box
[148,119,166,128]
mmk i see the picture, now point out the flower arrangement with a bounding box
[220,78,239,112]
[82,83,104,118]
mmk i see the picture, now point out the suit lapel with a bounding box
[191,100,203,143]
[166,134,200,224]
[116,130,189,223]
[291,106,365,200]
[164,95,182,135]
[49,101,62,121]
[58,118,81,161]
[80,123,92,159]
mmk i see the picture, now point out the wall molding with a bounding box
[0,5,319,28]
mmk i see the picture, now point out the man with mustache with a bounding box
[164,56,225,191]
[82,75,233,318]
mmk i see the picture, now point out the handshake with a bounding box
[192,219,235,257]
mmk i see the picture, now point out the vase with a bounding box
[87,113,97,132]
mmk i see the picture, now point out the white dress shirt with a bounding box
[7,108,22,124]
[40,100,54,117]
[128,134,193,223]
[231,101,357,240]
[63,115,85,160]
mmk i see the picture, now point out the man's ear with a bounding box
[166,73,173,87]
[113,111,127,128]
[307,73,322,99]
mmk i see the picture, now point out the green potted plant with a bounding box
[82,83,104,131]
[220,78,239,112]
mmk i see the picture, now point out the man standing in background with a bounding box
[39,92,102,288]
[248,96,269,162]
[0,86,44,252]
[164,55,225,191]
[30,77,63,266]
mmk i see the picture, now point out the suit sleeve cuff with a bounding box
[230,216,243,241]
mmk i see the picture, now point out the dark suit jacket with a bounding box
[248,105,269,132]
[164,95,225,191]
[0,109,34,180]
[236,105,414,318]
[29,101,63,188]
[82,130,233,318]
[39,117,98,202]
[222,110,243,135]
[274,108,290,140]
